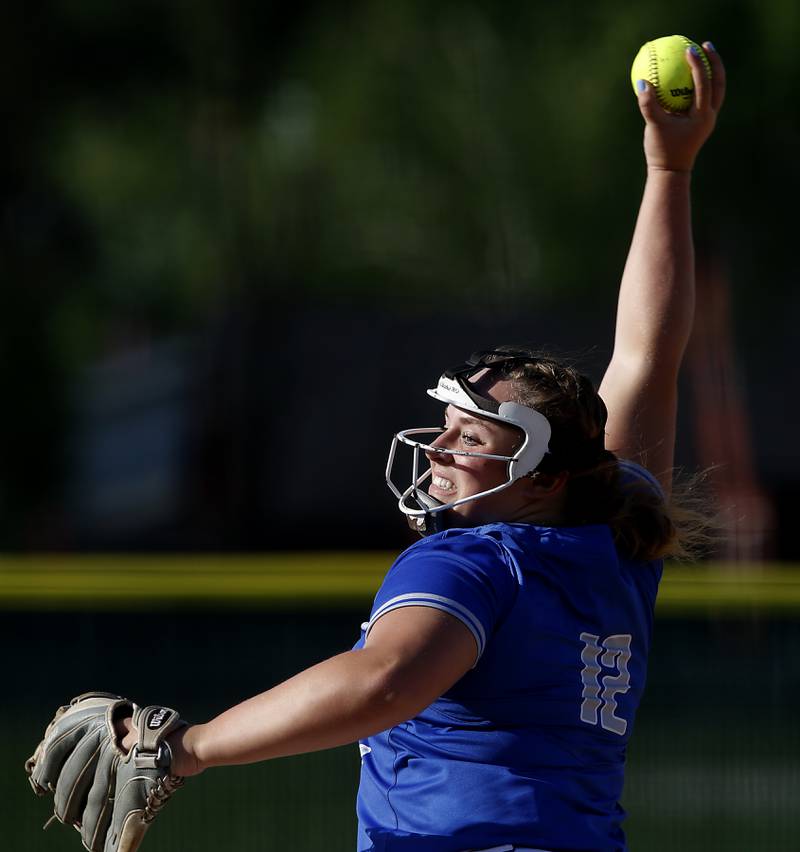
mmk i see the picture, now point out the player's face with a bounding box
[425,377,534,526]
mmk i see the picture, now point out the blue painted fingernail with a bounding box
[705,41,716,52]
[690,44,701,56]
[636,79,647,93]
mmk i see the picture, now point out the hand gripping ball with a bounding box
[631,35,712,113]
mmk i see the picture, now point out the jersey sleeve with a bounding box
[365,531,518,663]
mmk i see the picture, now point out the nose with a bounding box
[425,429,455,464]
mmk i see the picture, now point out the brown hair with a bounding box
[491,348,713,562]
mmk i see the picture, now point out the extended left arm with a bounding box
[119,607,477,776]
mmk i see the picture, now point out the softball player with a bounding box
[119,43,724,852]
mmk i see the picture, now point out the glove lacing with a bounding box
[143,775,185,823]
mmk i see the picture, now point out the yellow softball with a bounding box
[631,35,712,113]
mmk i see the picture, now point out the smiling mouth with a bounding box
[429,474,456,495]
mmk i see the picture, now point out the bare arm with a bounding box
[124,607,476,776]
[599,43,726,493]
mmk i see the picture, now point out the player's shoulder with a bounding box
[398,525,509,568]
[400,522,604,563]
[396,523,576,582]
[617,458,667,501]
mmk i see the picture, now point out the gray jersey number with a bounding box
[579,632,632,736]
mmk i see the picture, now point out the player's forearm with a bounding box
[172,647,426,775]
[611,168,694,373]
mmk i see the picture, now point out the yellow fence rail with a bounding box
[1,554,799,614]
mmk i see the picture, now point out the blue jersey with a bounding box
[354,519,662,852]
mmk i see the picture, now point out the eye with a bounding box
[461,432,481,446]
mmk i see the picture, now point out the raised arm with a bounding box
[599,43,726,494]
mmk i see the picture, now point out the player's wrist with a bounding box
[643,139,698,174]
[167,723,205,777]
[645,163,693,179]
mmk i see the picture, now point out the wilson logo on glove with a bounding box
[147,708,170,729]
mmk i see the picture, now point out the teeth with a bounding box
[432,475,455,491]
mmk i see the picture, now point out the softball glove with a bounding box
[26,691,186,852]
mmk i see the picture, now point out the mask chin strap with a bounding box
[402,489,447,535]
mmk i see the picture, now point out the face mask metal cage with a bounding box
[385,349,553,535]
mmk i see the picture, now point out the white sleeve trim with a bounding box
[366,592,487,663]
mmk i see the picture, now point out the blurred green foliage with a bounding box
[7,1,798,337]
